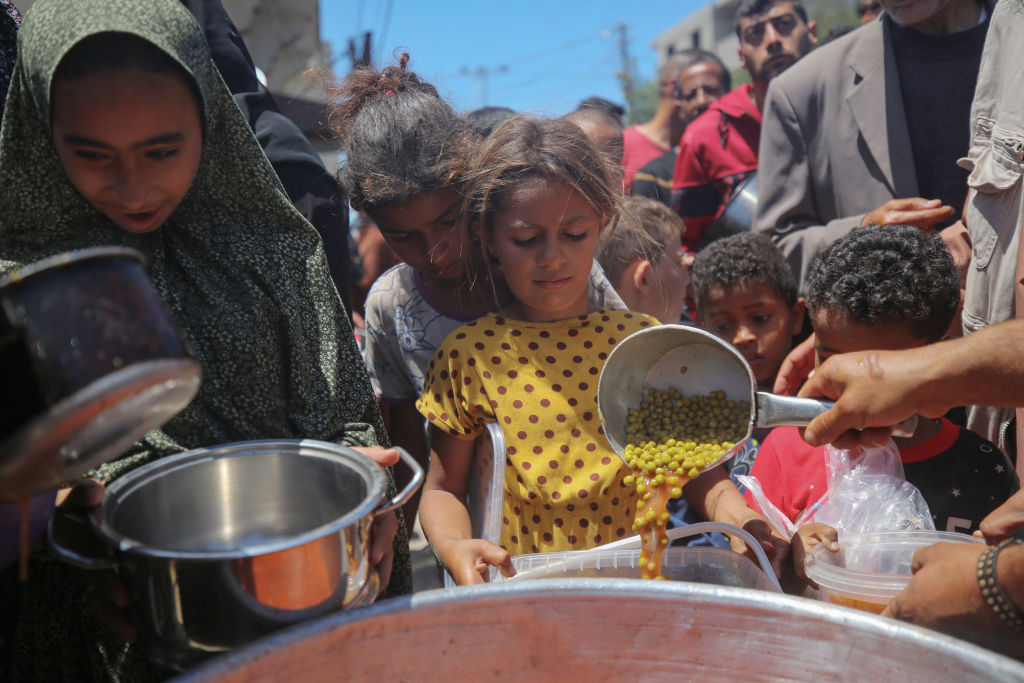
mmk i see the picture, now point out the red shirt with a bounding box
[745,419,1019,535]
[621,124,669,191]
[671,84,761,250]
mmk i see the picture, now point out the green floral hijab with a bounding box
[0,0,387,477]
[0,3,409,677]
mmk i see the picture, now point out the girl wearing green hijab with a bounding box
[0,0,410,677]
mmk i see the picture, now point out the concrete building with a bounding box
[653,0,743,72]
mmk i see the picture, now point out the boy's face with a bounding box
[700,281,805,389]
[812,308,928,366]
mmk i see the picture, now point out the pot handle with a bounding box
[46,506,118,570]
[373,446,424,516]
[754,393,917,437]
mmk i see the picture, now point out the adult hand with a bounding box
[882,542,1024,659]
[773,334,815,395]
[861,197,955,230]
[797,350,947,449]
[438,538,515,585]
[978,489,1024,545]
[351,446,402,592]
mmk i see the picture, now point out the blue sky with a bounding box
[321,0,709,117]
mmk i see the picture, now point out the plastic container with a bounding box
[805,530,984,614]
[495,545,781,592]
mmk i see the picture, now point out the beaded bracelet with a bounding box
[977,538,1024,633]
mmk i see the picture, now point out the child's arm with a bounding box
[418,426,515,585]
[683,466,790,578]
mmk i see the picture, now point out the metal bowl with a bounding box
[176,580,1024,681]
[597,325,838,472]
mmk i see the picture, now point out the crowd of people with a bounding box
[3,0,1024,677]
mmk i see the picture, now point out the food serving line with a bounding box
[2,249,1022,680]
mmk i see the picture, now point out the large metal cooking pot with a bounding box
[0,247,201,501]
[48,439,423,670]
[176,580,1024,681]
[698,170,758,250]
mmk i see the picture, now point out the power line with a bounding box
[377,0,395,56]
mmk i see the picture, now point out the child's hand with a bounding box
[773,333,815,396]
[792,523,838,585]
[735,517,791,579]
[439,538,515,585]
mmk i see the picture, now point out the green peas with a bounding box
[624,388,749,501]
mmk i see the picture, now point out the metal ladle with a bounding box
[597,325,915,471]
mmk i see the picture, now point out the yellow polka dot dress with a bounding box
[417,310,658,555]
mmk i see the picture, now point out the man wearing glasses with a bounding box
[754,0,992,292]
[671,0,817,252]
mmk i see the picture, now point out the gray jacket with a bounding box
[753,17,917,291]
[961,0,1024,451]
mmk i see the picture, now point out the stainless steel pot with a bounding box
[47,439,423,669]
[698,170,758,249]
[176,580,1024,681]
[0,247,200,501]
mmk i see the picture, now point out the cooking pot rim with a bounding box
[0,246,145,290]
[94,438,385,560]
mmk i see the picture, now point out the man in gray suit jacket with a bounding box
[754,0,991,290]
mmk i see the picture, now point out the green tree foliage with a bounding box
[804,0,861,43]
[626,78,660,126]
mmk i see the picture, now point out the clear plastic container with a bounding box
[495,545,781,592]
[804,530,983,614]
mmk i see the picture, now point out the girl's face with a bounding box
[489,178,603,322]
[372,189,473,283]
[51,66,203,234]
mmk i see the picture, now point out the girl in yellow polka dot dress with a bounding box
[417,116,660,585]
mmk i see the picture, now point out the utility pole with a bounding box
[460,64,509,107]
[347,31,372,70]
[615,22,637,121]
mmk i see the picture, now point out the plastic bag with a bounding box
[739,440,934,538]
[802,440,935,534]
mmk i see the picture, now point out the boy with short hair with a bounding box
[692,232,806,392]
[750,225,1018,548]
[598,196,692,324]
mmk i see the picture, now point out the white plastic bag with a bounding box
[738,440,934,538]
[797,440,935,535]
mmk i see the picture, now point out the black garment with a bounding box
[904,426,1019,534]
[889,8,989,227]
[631,148,676,207]
[181,0,354,315]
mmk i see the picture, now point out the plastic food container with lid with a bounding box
[804,530,983,614]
